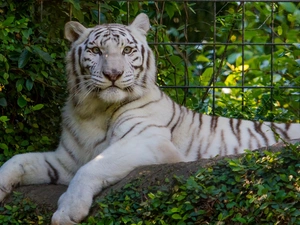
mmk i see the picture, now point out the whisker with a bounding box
[69,78,95,103]
[68,74,106,105]
[77,85,95,105]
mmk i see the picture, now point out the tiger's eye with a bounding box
[123,46,132,54]
[91,47,101,55]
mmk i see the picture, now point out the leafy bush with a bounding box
[84,143,300,225]
[0,1,68,161]
[0,191,50,224]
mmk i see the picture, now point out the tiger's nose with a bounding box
[103,69,123,82]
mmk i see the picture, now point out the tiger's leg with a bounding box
[51,134,183,225]
[0,144,79,202]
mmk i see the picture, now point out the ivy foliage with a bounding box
[0,0,68,160]
[1,143,299,224]
[0,192,50,225]
[84,143,300,225]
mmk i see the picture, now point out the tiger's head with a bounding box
[64,13,156,104]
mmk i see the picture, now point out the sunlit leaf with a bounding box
[236,64,249,72]
[200,67,213,84]
[279,2,296,13]
[277,26,282,35]
[196,55,210,62]
[32,104,44,111]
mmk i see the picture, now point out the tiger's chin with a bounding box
[97,87,130,103]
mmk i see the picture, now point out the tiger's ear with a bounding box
[130,13,150,35]
[65,21,87,42]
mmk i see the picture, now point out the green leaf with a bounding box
[171,214,182,220]
[73,7,84,22]
[5,128,14,133]
[169,55,182,65]
[64,0,81,10]
[165,4,175,19]
[32,104,44,111]
[0,97,7,107]
[200,67,213,84]
[0,116,9,122]
[32,46,54,63]
[16,79,24,92]
[17,83,22,92]
[21,28,33,40]
[18,49,31,68]
[2,16,15,26]
[41,71,48,78]
[0,143,8,151]
[21,140,29,146]
[26,79,34,91]
[279,2,296,13]
[257,184,268,196]
[277,26,283,35]
[17,96,27,108]
[196,55,210,62]
[4,204,12,210]
[3,73,9,80]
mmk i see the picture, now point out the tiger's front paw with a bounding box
[51,204,89,225]
[51,192,91,225]
[51,210,78,225]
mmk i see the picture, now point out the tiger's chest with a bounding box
[72,110,141,154]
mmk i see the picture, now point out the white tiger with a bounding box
[0,13,299,224]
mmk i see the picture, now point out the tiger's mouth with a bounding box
[94,85,125,95]
[90,76,134,98]
[105,85,121,91]
[91,78,121,91]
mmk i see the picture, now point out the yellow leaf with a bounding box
[236,64,249,72]
[277,26,283,35]
[226,62,235,71]
[225,74,239,86]
[196,55,210,62]
[230,35,236,42]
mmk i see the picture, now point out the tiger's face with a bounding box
[65,13,155,103]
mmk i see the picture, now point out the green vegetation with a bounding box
[0,191,51,224]
[1,143,299,224]
[0,1,67,161]
[84,144,300,225]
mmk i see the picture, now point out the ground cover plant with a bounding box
[0,142,299,224]
[83,143,300,225]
